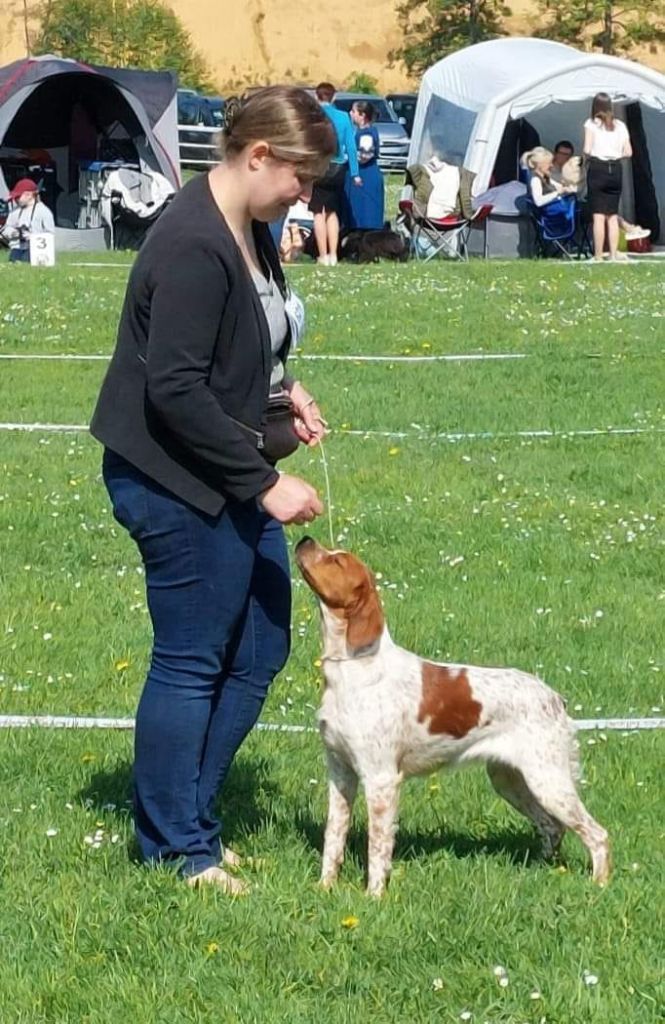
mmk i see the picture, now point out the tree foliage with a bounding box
[345,71,380,93]
[389,0,512,77]
[35,0,215,91]
[535,0,665,56]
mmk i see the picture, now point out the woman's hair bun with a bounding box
[223,96,243,135]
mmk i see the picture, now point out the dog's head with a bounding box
[295,537,384,657]
[560,155,584,188]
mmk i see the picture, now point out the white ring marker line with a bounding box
[0,714,662,733]
[2,351,662,364]
[1,423,664,441]
[342,427,665,441]
[0,354,110,361]
[0,422,89,432]
[294,353,529,363]
[0,352,530,364]
[68,262,133,268]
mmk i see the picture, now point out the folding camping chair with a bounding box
[528,193,578,259]
[398,198,492,262]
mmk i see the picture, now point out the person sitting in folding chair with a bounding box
[524,147,578,258]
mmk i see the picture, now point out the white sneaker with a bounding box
[328,254,338,266]
[186,866,249,895]
[624,226,651,241]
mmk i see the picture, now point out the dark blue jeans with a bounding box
[102,450,291,876]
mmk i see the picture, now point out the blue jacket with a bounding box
[321,103,359,177]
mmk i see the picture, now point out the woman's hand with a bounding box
[259,473,323,524]
[289,381,329,447]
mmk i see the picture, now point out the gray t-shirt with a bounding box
[251,268,289,391]
[2,200,55,250]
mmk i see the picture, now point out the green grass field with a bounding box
[0,254,663,1023]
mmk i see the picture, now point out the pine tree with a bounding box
[389,0,512,77]
[535,0,665,56]
[34,0,214,91]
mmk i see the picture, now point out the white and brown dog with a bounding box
[295,537,611,896]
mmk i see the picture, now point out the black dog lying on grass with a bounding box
[339,229,409,263]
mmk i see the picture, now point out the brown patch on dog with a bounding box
[418,662,482,738]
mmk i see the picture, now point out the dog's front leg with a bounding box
[365,774,401,897]
[320,752,358,889]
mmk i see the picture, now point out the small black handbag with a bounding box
[263,393,300,463]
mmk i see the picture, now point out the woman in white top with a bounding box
[583,92,632,261]
[525,147,576,207]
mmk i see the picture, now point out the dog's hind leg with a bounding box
[514,756,611,884]
[487,762,565,861]
[320,751,358,889]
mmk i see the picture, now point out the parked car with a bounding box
[386,93,417,137]
[177,90,224,168]
[332,92,410,172]
[177,89,224,128]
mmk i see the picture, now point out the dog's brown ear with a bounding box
[346,577,384,655]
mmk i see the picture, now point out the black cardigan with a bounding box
[90,174,285,516]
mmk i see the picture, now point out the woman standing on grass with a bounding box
[91,87,335,892]
[583,92,633,262]
[346,101,385,230]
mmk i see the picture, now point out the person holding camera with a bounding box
[1,178,54,263]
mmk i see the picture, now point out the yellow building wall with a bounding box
[1,0,663,92]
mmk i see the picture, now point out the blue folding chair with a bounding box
[528,193,578,259]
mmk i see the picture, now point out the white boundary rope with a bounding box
[342,426,665,441]
[0,354,110,361]
[1,350,662,364]
[0,714,661,733]
[0,422,89,432]
[2,422,664,442]
[0,352,529,364]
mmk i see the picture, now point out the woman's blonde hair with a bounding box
[525,146,553,176]
[220,86,336,177]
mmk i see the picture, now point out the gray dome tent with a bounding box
[0,55,180,248]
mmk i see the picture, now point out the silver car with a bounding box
[332,92,410,172]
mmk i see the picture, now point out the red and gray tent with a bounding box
[0,54,181,201]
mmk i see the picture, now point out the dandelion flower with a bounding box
[341,915,359,930]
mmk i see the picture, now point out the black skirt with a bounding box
[587,157,623,216]
[309,162,347,215]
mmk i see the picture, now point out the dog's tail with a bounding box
[567,719,582,783]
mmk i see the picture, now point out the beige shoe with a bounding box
[222,848,266,870]
[610,252,630,262]
[186,866,249,895]
[221,847,243,869]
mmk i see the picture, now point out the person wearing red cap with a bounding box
[1,179,55,262]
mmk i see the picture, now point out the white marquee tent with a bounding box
[408,37,665,242]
